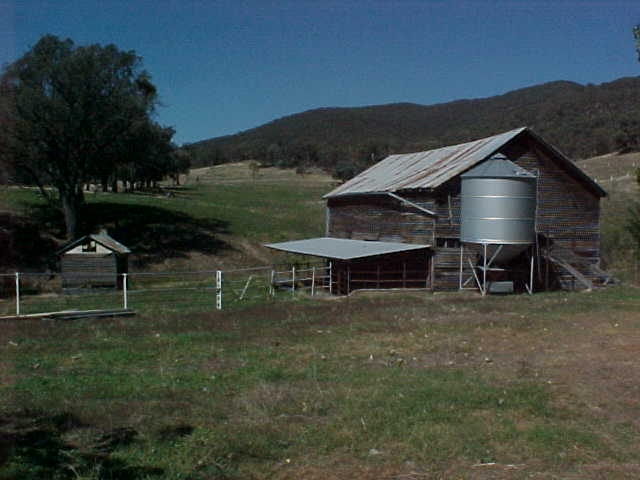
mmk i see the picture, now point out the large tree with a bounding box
[0,34,171,238]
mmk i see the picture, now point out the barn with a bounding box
[266,127,610,294]
[58,230,130,289]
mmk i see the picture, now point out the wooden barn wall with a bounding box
[502,139,602,287]
[327,195,435,244]
[61,253,118,287]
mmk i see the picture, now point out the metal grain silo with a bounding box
[461,154,536,263]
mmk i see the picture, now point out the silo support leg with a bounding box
[482,244,487,297]
[468,259,484,295]
[486,245,503,269]
[525,249,535,295]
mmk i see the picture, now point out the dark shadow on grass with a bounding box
[0,410,164,480]
[10,200,231,270]
[79,202,230,268]
[0,212,60,270]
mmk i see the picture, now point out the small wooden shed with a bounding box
[58,230,130,289]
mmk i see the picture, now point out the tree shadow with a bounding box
[2,199,231,271]
[79,202,231,268]
[0,410,164,480]
[0,212,60,271]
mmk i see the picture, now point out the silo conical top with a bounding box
[461,154,536,179]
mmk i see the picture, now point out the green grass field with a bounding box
[1,159,640,479]
[2,287,640,479]
[0,162,335,273]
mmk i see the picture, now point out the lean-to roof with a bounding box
[264,237,430,260]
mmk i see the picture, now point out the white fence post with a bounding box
[216,270,222,310]
[328,261,332,295]
[311,266,316,296]
[15,272,20,316]
[291,266,296,296]
[269,270,275,297]
[122,273,128,309]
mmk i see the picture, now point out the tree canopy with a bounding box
[0,35,183,238]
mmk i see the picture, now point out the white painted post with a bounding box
[15,272,20,316]
[122,273,128,309]
[291,266,296,296]
[328,261,332,294]
[529,251,535,295]
[269,270,275,296]
[311,266,316,296]
[216,270,222,310]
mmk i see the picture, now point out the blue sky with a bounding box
[1,1,639,145]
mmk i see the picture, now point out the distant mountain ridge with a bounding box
[186,77,640,178]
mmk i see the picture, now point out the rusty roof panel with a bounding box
[325,127,527,198]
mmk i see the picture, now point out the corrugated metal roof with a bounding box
[324,127,606,198]
[58,232,131,255]
[264,237,430,260]
[325,127,527,198]
[461,154,536,179]
[91,233,131,254]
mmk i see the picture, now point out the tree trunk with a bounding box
[112,177,118,193]
[101,175,109,192]
[61,188,84,239]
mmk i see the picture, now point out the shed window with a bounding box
[82,241,97,252]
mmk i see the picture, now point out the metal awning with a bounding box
[264,237,431,260]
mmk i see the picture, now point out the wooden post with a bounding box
[292,266,296,295]
[458,244,463,290]
[544,237,550,291]
[329,261,333,294]
[347,265,351,294]
[425,252,429,289]
[430,253,435,291]
[402,261,406,288]
[311,266,316,296]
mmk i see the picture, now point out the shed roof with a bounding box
[58,232,131,255]
[264,237,430,260]
[325,127,606,198]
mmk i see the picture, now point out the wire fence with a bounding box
[0,262,331,317]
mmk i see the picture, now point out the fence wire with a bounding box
[0,261,331,317]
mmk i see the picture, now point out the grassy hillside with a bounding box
[1,154,638,282]
[577,152,640,282]
[2,287,640,479]
[187,77,640,174]
[0,162,336,272]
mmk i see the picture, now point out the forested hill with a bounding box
[186,77,640,178]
